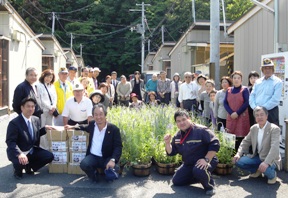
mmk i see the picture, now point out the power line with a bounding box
[57,2,96,14]
[28,0,51,14]
[58,17,128,27]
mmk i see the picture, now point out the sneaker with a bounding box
[205,188,215,196]
[25,164,34,175]
[249,170,262,178]
[14,169,23,180]
[267,172,277,184]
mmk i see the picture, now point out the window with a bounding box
[0,39,9,107]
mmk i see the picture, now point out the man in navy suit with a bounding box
[6,98,54,179]
[65,103,122,182]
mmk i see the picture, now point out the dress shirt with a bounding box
[178,82,198,103]
[67,77,79,86]
[257,121,268,152]
[249,75,282,110]
[157,78,171,93]
[90,123,107,156]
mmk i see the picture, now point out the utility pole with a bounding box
[70,33,74,49]
[210,0,220,89]
[192,0,196,23]
[130,2,151,73]
[52,12,55,35]
[148,39,151,53]
[80,44,83,56]
[161,25,165,44]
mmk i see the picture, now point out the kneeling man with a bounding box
[164,110,220,195]
[233,106,280,184]
[6,98,54,179]
[65,103,122,182]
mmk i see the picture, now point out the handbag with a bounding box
[43,84,59,117]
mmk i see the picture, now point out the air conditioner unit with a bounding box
[11,30,21,42]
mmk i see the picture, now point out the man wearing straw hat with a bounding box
[249,58,282,126]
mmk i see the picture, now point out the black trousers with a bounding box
[172,157,218,190]
[158,93,170,105]
[80,154,119,180]
[11,147,54,173]
[268,106,279,126]
[182,99,197,112]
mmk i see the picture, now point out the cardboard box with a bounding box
[49,141,68,152]
[51,151,69,164]
[69,141,87,152]
[67,130,89,143]
[47,130,67,141]
[70,152,86,164]
[68,163,85,175]
[49,163,68,173]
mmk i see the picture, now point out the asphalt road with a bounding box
[0,113,288,198]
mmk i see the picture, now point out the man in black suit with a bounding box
[12,67,42,118]
[65,103,122,182]
[6,98,54,179]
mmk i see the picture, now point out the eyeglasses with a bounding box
[135,73,140,75]
[185,76,191,78]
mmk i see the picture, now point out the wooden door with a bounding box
[0,39,9,107]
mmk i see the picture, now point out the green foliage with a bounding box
[107,105,181,165]
[215,131,235,165]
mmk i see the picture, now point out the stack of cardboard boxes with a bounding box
[47,130,69,173]
[67,130,89,175]
[47,129,89,175]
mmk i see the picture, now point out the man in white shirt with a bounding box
[67,66,79,85]
[233,106,280,184]
[178,72,198,112]
[65,104,122,182]
[62,83,93,125]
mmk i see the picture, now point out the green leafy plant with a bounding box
[215,132,235,165]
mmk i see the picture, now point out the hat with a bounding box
[173,73,180,77]
[68,66,77,71]
[197,74,207,83]
[89,90,104,103]
[58,67,68,73]
[131,93,138,98]
[195,70,202,75]
[73,83,84,91]
[104,168,119,182]
[93,67,101,72]
[261,58,274,67]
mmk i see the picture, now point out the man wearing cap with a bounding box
[65,103,122,183]
[62,83,93,125]
[157,71,171,105]
[92,67,101,89]
[12,67,43,118]
[116,75,132,107]
[111,71,119,105]
[54,67,73,126]
[6,97,54,179]
[249,58,282,125]
[67,66,79,85]
[178,72,198,112]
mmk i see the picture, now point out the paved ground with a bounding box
[1,113,288,198]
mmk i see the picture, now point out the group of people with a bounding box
[5,57,283,196]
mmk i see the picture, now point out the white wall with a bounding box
[7,14,43,110]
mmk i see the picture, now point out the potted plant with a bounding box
[215,131,235,175]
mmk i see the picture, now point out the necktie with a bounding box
[113,80,116,87]
[27,121,34,140]
[27,121,34,154]
[63,83,66,93]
